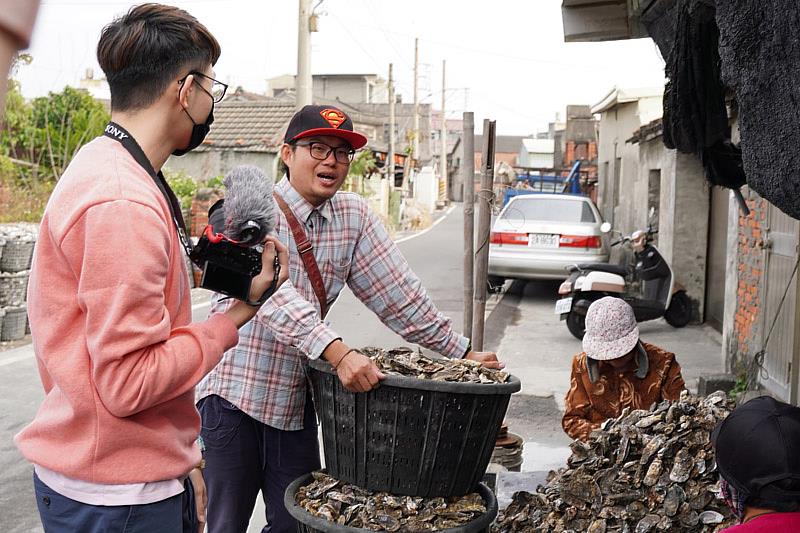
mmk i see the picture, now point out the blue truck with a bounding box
[502,160,585,207]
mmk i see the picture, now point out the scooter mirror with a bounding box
[600,222,612,234]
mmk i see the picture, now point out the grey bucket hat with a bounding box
[583,297,640,361]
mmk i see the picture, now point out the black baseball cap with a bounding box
[712,395,800,502]
[284,104,368,150]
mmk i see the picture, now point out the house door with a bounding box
[705,187,729,331]
[760,204,799,401]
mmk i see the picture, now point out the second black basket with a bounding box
[308,358,520,498]
[284,472,498,533]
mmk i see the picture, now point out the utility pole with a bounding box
[296,0,312,109]
[472,119,496,351]
[388,63,395,185]
[462,112,475,339]
[412,37,419,163]
[440,59,447,203]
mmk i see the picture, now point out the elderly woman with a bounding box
[562,297,686,441]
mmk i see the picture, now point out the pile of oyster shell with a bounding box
[296,471,486,531]
[361,346,509,384]
[493,391,736,532]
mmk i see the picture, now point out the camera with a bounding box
[190,199,262,301]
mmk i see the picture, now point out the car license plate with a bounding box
[554,297,573,314]
[528,233,559,248]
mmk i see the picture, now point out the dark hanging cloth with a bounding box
[716,1,800,219]
[656,0,746,190]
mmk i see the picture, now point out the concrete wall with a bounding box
[640,137,676,244]
[415,166,439,214]
[164,151,279,182]
[518,150,555,168]
[671,153,710,322]
[314,77,367,104]
[638,136,709,323]
[597,102,642,232]
[596,96,663,233]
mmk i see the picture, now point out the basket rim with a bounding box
[284,472,498,533]
[0,270,30,278]
[309,358,521,395]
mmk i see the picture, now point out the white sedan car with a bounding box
[488,194,609,283]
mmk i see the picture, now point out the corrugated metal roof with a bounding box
[197,100,296,152]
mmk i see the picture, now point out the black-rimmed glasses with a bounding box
[180,71,228,103]
[294,141,355,164]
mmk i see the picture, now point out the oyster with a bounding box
[365,346,509,383]
[698,510,724,524]
[492,392,736,533]
[663,485,684,517]
[643,457,662,487]
[669,448,692,483]
[295,471,486,531]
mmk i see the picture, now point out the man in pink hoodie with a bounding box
[14,4,288,532]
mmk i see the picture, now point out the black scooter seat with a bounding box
[570,263,628,276]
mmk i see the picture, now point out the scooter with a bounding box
[554,222,692,340]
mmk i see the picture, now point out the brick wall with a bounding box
[189,189,223,238]
[732,192,767,364]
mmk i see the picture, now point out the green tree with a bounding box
[344,150,377,193]
[348,150,376,179]
[164,169,199,210]
[1,84,109,185]
[1,56,110,221]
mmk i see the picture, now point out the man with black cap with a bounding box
[562,297,686,441]
[197,104,503,533]
[712,396,800,531]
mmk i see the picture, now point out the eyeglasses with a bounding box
[180,71,228,103]
[295,141,355,164]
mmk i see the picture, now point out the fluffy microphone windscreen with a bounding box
[222,165,276,245]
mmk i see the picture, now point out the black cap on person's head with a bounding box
[284,105,368,150]
[712,395,800,504]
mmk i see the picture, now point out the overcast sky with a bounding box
[18,0,666,135]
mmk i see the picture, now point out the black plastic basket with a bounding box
[0,239,34,273]
[1,305,27,341]
[284,472,498,533]
[308,359,520,498]
[0,271,29,307]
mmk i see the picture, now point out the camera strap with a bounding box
[273,192,328,319]
[103,122,194,258]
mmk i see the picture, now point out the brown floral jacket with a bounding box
[562,342,686,441]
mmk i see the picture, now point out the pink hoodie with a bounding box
[15,136,238,484]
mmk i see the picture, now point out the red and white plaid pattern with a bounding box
[196,178,469,430]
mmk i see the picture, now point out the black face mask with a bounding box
[173,104,214,156]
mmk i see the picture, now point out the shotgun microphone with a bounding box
[206,165,275,246]
[190,165,277,301]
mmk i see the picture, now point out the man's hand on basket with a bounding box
[324,341,385,393]
[465,350,505,370]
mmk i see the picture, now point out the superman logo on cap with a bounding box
[320,109,346,129]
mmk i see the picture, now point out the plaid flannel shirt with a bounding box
[196,178,469,430]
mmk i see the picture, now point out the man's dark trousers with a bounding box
[198,394,321,533]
